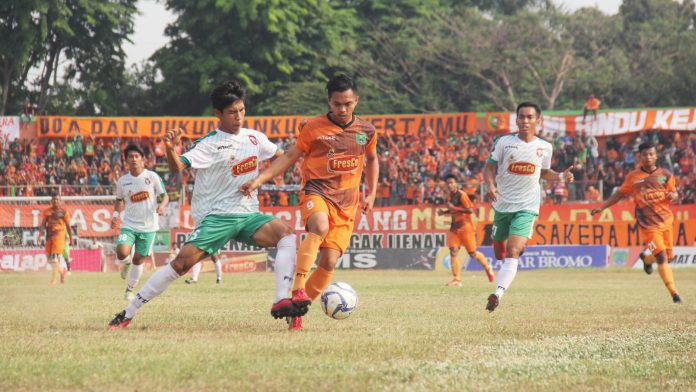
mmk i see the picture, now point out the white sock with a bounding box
[494,258,519,299]
[274,234,297,302]
[127,264,144,291]
[118,255,131,265]
[125,264,180,318]
[190,262,202,281]
[214,260,222,281]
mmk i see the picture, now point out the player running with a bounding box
[438,174,494,286]
[484,102,573,312]
[111,144,169,301]
[41,195,74,284]
[591,142,682,304]
[241,74,379,331]
[108,80,298,330]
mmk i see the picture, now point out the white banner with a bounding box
[669,247,696,268]
[0,116,20,140]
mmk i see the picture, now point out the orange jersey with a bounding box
[42,207,72,239]
[448,190,474,231]
[296,114,377,212]
[619,167,676,230]
[585,97,600,110]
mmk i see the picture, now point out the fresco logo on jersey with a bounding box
[508,162,536,175]
[232,156,258,176]
[130,191,150,203]
[328,155,360,173]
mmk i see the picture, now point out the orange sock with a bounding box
[450,250,461,280]
[291,232,323,291]
[474,251,491,271]
[306,265,334,301]
[657,262,678,296]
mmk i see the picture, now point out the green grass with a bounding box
[1,269,695,391]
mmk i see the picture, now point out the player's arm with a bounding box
[157,193,169,215]
[362,145,379,213]
[164,128,185,173]
[540,166,574,183]
[40,212,48,241]
[666,175,679,203]
[111,198,124,229]
[154,174,169,215]
[590,190,625,216]
[483,161,498,202]
[240,145,303,196]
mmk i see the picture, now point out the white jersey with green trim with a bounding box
[181,128,277,224]
[116,170,166,232]
[488,134,552,213]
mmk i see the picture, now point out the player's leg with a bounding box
[246,217,298,318]
[637,227,657,274]
[446,231,462,286]
[211,253,222,284]
[463,231,494,283]
[116,229,136,280]
[653,227,681,303]
[109,217,232,330]
[186,261,202,284]
[292,196,331,304]
[125,232,156,300]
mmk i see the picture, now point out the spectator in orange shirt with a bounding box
[586,185,601,202]
[583,94,600,121]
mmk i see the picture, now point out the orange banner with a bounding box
[36,113,477,139]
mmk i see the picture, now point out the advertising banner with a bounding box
[0,116,20,140]
[0,249,102,272]
[669,247,696,268]
[37,113,477,139]
[461,245,610,271]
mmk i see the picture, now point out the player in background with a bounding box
[111,144,169,301]
[185,252,223,284]
[241,74,379,331]
[484,102,574,312]
[108,80,298,330]
[437,174,494,286]
[591,142,682,304]
[41,194,74,284]
[61,225,77,274]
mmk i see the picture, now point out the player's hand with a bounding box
[486,184,498,202]
[164,128,182,148]
[562,165,575,183]
[157,205,166,216]
[362,193,376,214]
[298,119,309,132]
[239,178,261,197]
[666,192,679,203]
[437,209,448,216]
[590,207,602,216]
[110,217,119,229]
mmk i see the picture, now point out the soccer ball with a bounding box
[320,282,358,320]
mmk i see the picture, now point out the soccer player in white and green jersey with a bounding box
[484,102,574,312]
[109,80,298,330]
[112,144,169,301]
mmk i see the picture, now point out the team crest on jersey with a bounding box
[328,155,360,173]
[356,132,367,146]
[130,191,150,203]
[508,162,536,175]
[144,178,151,185]
[657,175,667,185]
[232,156,258,176]
[248,135,258,145]
[536,148,544,157]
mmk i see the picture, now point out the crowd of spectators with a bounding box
[1,128,694,206]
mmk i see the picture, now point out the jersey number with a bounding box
[187,229,200,242]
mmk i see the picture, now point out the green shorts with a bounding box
[491,210,537,241]
[117,228,157,256]
[185,213,275,255]
[62,242,70,260]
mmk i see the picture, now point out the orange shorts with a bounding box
[45,236,65,256]
[640,226,674,260]
[447,228,477,254]
[300,194,355,254]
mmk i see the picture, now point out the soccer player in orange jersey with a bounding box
[41,195,74,284]
[241,75,379,330]
[591,142,682,304]
[438,175,494,286]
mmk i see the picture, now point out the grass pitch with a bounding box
[1,269,695,391]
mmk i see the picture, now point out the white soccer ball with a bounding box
[320,282,358,320]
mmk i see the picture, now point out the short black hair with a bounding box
[638,142,656,153]
[516,102,541,117]
[444,174,458,182]
[327,75,357,97]
[124,143,145,158]
[211,80,246,111]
